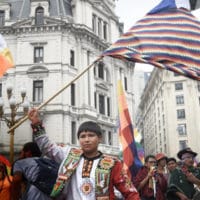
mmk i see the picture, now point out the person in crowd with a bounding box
[155,153,168,176]
[166,158,177,173]
[167,148,200,200]
[12,142,51,200]
[0,160,12,200]
[27,108,140,200]
[166,157,177,184]
[133,155,167,200]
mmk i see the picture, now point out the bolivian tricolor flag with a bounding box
[0,34,14,77]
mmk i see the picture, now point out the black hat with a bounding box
[177,147,197,160]
[167,157,177,164]
[77,121,102,138]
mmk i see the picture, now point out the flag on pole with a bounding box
[0,34,14,77]
[102,0,200,81]
[117,80,143,178]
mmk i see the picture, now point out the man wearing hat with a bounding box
[167,148,200,200]
[155,153,168,177]
[27,108,140,200]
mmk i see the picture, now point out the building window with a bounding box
[98,18,102,37]
[177,124,187,136]
[177,109,185,119]
[71,83,75,106]
[179,140,187,150]
[34,47,43,63]
[94,92,97,109]
[176,95,184,105]
[0,10,5,27]
[108,131,112,145]
[33,80,43,102]
[124,77,128,91]
[175,82,183,90]
[98,62,104,79]
[107,97,110,116]
[70,50,75,66]
[162,114,165,126]
[0,83,2,97]
[99,94,105,115]
[35,7,44,25]
[103,22,107,40]
[92,14,96,33]
[93,66,96,76]
[101,129,106,144]
[71,121,76,144]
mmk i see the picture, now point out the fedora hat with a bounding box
[177,147,197,160]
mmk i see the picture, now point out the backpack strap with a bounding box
[50,148,82,198]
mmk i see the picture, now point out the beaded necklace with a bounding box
[82,152,102,178]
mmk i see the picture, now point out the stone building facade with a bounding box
[0,0,135,156]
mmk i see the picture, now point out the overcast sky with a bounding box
[115,0,162,71]
[115,0,161,31]
[115,0,191,31]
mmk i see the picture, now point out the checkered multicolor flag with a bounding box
[117,80,143,178]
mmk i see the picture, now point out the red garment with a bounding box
[109,160,140,200]
[133,167,167,200]
[0,176,12,200]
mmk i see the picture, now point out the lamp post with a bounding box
[0,84,29,163]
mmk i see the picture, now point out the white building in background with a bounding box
[0,0,135,156]
[133,69,151,122]
[137,68,200,160]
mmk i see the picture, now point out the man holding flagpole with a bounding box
[27,108,141,200]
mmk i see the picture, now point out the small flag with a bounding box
[0,34,14,77]
[134,128,145,164]
[117,80,143,178]
[0,154,11,175]
[135,142,145,164]
[102,0,200,81]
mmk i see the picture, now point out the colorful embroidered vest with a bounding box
[50,148,116,199]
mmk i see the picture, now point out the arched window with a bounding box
[35,7,44,25]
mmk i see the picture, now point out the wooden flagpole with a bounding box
[8,56,103,133]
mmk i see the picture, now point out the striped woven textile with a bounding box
[102,0,200,81]
[117,80,143,178]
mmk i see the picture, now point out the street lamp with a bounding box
[0,84,29,163]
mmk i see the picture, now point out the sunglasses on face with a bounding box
[182,156,194,160]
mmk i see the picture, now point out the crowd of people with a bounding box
[0,108,200,200]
